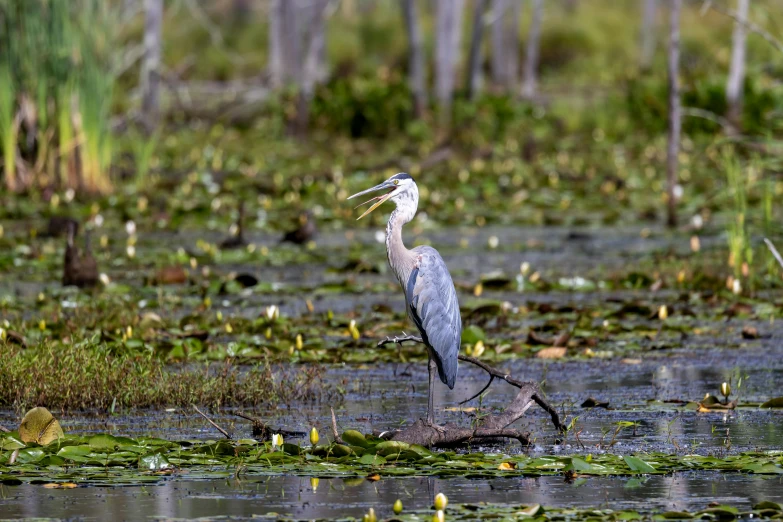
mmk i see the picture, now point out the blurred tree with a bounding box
[666,0,681,228]
[490,0,519,91]
[141,0,163,128]
[640,0,658,72]
[521,0,543,100]
[726,0,749,130]
[401,0,428,118]
[435,0,465,125]
[269,0,300,88]
[466,0,489,99]
[297,0,330,131]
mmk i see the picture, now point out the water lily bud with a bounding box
[99,234,108,248]
[190,257,198,269]
[99,273,111,286]
[265,327,272,339]
[225,323,233,333]
[216,311,223,322]
[37,292,45,302]
[472,341,485,358]
[296,334,304,350]
[271,433,283,448]
[203,297,212,308]
[720,382,731,398]
[126,245,136,258]
[0,328,6,341]
[38,320,46,331]
[310,427,319,445]
[266,305,279,320]
[126,326,133,338]
[393,499,403,515]
[310,477,319,491]
[434,493,448,511]
[658,305,668,320]
[433,510,445,522]
[348,320,360,340]
[366,508,377,522]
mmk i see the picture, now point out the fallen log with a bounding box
[374,335,565,448]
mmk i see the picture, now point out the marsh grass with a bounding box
[0,0,116,193]
[0,339,336,412]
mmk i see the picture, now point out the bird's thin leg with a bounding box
[427,356,436,425]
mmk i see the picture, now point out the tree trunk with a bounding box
[141,0,163,128]
[666,0,681,229]
[297,0,329,132]
[490,0,517,90]
[521,0,543,100]
[401,0,427,118]
[434,0,465,125]
[640,0,658,72]
[269,0,300,88]
[726,0,749,130]
[466,0,489,99]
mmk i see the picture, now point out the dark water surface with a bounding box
[2,472,782,521]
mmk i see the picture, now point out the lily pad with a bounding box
[18,407,63,445]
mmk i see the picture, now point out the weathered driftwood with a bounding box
[373,335,565,448]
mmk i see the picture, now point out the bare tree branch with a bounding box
[764,238,783,270]
[705,1,783,54]
[193,405,232,439]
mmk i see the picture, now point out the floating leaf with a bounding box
[759,397,783,408]
[623,456,656,473]
[461,325,485,344]
[18,407,63,445]
[138,453,170,470]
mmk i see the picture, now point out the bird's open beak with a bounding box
[347,181,396,220]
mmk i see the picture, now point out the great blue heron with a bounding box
[349,173,461,425]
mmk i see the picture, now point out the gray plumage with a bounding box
[406,246,460,388]
[348,172,461,424]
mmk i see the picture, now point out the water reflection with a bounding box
[2,473,782,520]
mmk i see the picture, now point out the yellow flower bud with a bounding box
[658,305,668,320]
[473,341,485,358]
[720,382,731,398]
[434,492,448,511]
[310,427,319,446]
[296,334,304,350]
[310,477,319,491]
[366,508,377,522]
[38,320,46,331]
[433,510,445,522]
[393,499,403,515]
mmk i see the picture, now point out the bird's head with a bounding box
[347,173,417,220]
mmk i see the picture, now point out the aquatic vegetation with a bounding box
[0,341,338,411]
[1,429,782,486]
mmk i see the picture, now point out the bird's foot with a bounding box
[422,419,447,435]
[377,333,424,347]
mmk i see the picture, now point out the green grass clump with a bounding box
[0,340,335,412]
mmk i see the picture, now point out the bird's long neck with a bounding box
[386,203,417,288]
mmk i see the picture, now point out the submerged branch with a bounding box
[193,405,232,439]
[376,334,565,447]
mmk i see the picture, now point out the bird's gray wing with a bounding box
[406,246,461,389]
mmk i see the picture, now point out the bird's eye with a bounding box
[393,179,399,185]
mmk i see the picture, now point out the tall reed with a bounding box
[0,0,116,193]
